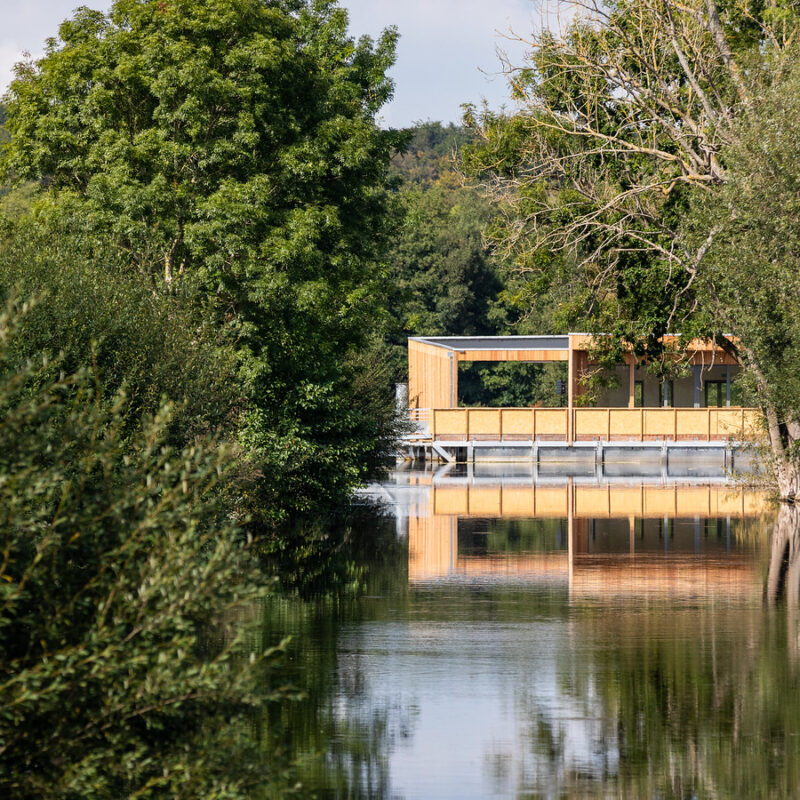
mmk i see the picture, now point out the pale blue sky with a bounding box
[0,0,551,127]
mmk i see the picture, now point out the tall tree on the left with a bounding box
[2,0,404,519]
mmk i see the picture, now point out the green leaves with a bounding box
[0,301,287,799]
[1,0,404,518]
[683,52,800,426]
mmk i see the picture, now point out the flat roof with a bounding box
[410,335,570,351]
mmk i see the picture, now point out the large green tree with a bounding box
[685,54,800,498]
[1,0,404,519]
[463,0,800,495]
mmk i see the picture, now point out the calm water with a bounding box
[262,465,800,799]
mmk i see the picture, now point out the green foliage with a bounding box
[390,121,475,184]
[1,0,406,517]
[684,51,800,439]
[385,121,563,407]
[460,1,800,382]
[387,124,500,361]
[0,301,287,799]
[460,361,565,408]
[385,179,500,352]
[0,208,237,448]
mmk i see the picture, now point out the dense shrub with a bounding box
[0,300,287,799]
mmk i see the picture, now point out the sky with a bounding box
[0,0,553,128]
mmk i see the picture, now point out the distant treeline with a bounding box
[384,121,565,408]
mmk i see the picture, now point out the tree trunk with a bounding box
[741,345,800,500]
[164,231,183,286]
[773,459,800,503]
[766,503,800,605]
[764,406,800,500]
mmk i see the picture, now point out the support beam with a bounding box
[628,356,636,409]
[447,351,457,408]
[431,442,454,463]
[726,365,731,407]
[568,345,575,445]
[693,365,702,408]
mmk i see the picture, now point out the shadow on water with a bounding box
[258,468,800,799]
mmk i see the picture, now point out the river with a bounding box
[259,463,800,799]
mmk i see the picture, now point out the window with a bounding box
[634,380,644,408]
[705,380,726,407]
[658,380,674,407]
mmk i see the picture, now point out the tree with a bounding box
[462,0,800,495]
[0,207,237,448]
[385,122,564,407]
[1,0,405,518]
[390,120,475,184]
[685,54,800,497]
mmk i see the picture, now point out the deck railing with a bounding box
[423,407,762,442]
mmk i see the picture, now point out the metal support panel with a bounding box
[431,442,455,463]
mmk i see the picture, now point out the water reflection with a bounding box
[273,468,800,799]
[400,469,768,602]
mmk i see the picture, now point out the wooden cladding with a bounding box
[408,339,455,410]
[455,349,568,362]
[429,407,762,442]
[408,334,741,413]
[408,338,571,410]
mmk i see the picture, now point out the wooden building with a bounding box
[407,335,756,446]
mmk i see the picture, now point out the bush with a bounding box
[0,207,238,449]
[0,301,286,799]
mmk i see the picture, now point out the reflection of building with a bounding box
[407,478,768,599]
[406,336,762,456]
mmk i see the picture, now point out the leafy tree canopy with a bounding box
[462,0,799,368]
[390,120,476,184]
[684,52,800,494]
[1,0,405,518]
[461,0,800,492]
